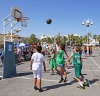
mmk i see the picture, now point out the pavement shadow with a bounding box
[91,56,96,57]
[15,72,33,77]
[89,79,99,85]
[43,79,77,91]
[69,79,77,85]
[16,62,28,66]
[67,72,71,74]
[43,83,70,91]
[82,74,87,75]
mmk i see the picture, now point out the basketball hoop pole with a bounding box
[10,21,18,42]
[3,20,6,50]
[10,21,13,42]
[3,15,19,43]
[3,14,11,49]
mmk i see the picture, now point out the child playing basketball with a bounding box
[56,44,67,83]
[30,46,46,92]
[47,49,58,75]
[68,46,88,89]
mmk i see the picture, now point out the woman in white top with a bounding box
[30,46,46,92]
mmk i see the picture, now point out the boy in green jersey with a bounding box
[57,44,67,83]
[68,46,88,89]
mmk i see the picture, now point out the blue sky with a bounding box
[0,0,100,38]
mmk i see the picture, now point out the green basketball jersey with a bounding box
[73,52,82,65]
[50,53,56,65]
[57,50,64,64]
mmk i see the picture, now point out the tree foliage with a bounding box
[23,34,40,44]
[22,33,100,46]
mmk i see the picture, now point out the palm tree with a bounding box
[93,34,97,45]
[69,34,75,45]
[97,35,100,45]
[88,32,92,43]
[76,36,83,45]
[47,37,54,44]
[83,36,87,44]
[63,36,68,45]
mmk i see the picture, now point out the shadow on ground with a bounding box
[91,56,96,57]
[43,79,77,91]
[89,79,99,85]
[15,72,33,77]
[16,61,29,66]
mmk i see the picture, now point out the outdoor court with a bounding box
[0,49,100,96]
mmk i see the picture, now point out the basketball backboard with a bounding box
[11,6,23,21]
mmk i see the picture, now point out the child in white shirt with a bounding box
[30,46,46,92]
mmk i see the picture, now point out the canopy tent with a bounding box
[15,43,30,47]
[25,43,30,46]
[15,43,20,47]
[19,43,25,47]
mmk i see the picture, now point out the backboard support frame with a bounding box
[2,6,28,79]
[3,6,28,45]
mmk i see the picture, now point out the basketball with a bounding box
[46,19,52,24]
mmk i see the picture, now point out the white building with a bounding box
[64,34,80,37]
[40,34,54,39]
[90,39,99,45]
[0,32,24,44]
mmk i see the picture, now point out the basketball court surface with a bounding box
[0,49,100,96]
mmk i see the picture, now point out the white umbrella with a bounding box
[19,43,25,47]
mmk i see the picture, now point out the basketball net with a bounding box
[16,17,29,27]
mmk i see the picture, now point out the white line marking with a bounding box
[15,76,59,82]
[90,57,100,69]
[0,76,3,78]
[15,76,71,83]
[21,67,100,72]
[16,77,33,80]
[67,69,100,71]
[14,76,99,86]
[22,68,30,71]
[42,79,59,82]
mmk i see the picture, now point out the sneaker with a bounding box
[83,81,88,86]
[59,79,64,83]
[34,86,38,90]
[77,85,85,89]
[39,88,43,92]
[64,78,67,82]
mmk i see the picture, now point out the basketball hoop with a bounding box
[16,17,29,27]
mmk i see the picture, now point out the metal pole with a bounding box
[3,20,6,50]
[11,21,13,42]
[87,27,88,45]
[87,26,89,53]
[5,19,13,27]
[3,14,10,21]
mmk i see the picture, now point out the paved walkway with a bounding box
[0,49,100,96]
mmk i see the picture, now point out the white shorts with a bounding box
[33,70,42,79]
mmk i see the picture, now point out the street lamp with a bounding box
[82,19,93,45]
